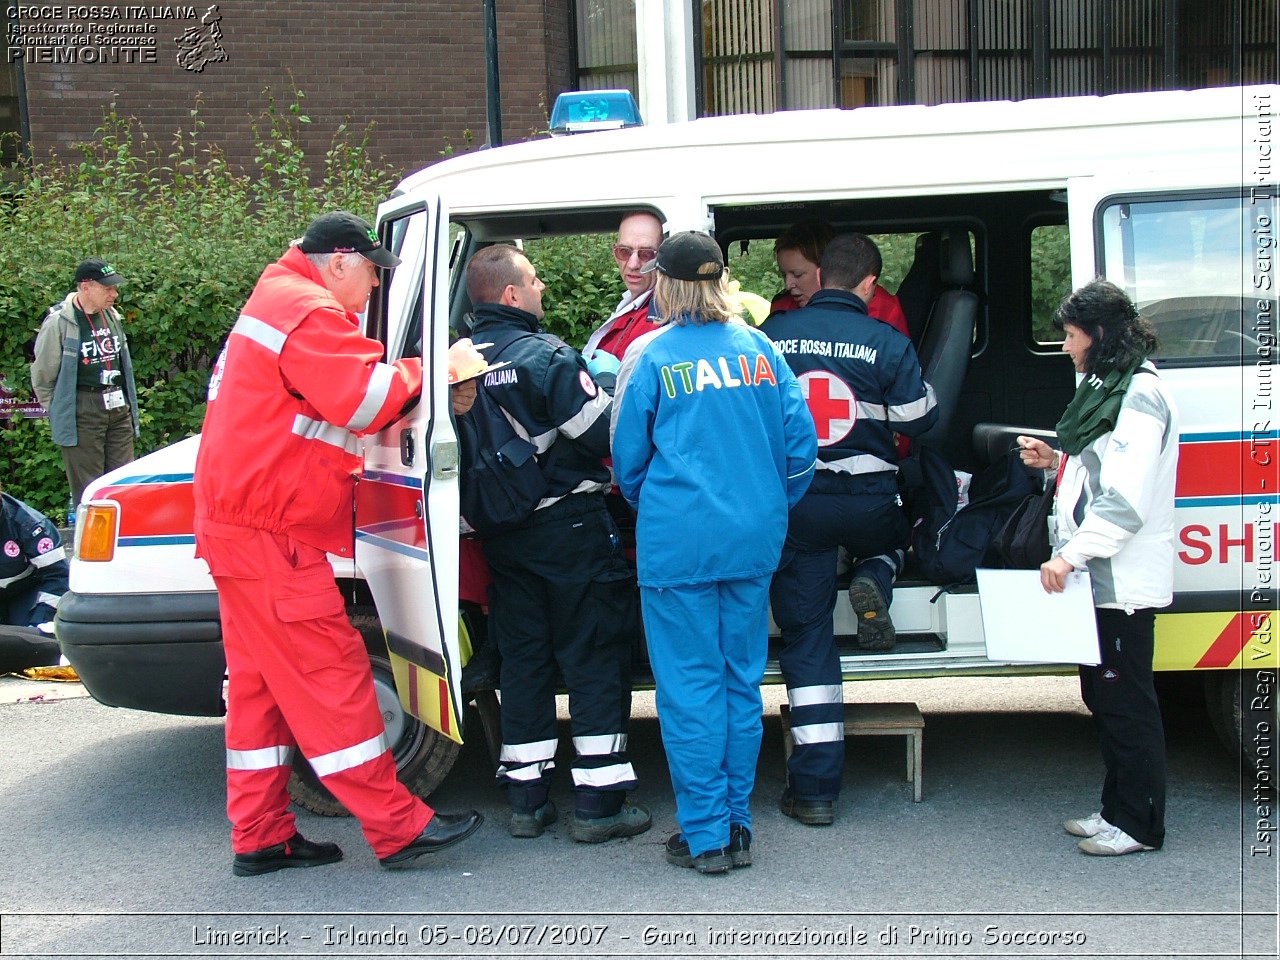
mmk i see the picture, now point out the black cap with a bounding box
[74,258,124,286]
[641,231,724,282]
[299,211,401,269]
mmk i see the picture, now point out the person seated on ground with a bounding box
[0,481,68,672]
[769,219,908,336]
[0,481,68,634]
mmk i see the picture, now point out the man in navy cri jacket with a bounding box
[762,233,938,826]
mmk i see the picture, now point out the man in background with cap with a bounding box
[31,258,140,506]
[193,211,482,875]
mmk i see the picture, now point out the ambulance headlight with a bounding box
[548,90,643,136]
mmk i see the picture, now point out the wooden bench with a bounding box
[779,701,925,802]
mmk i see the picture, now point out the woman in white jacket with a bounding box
[1019,279,1178,857]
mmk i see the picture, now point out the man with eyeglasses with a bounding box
[583,211,664,364]
[193,211,482,876]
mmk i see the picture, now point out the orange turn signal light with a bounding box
[76,503,118,562]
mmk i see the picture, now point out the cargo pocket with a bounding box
[274,574,351,674]
[588,573,643,670]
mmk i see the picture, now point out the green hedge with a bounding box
[0,91,398,517]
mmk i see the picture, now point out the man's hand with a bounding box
[451,379,477,416]
[1040,555,1074,594]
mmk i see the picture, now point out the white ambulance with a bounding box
[57,84,1279,808]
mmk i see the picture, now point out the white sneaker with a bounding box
[1063,812,1111,838]
[1077,824,1155,856]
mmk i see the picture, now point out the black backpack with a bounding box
[908,445,1037,585]
[456,336,548,538]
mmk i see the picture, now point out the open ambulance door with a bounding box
[356,194,467,744]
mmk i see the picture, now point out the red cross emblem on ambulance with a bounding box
[798,371,856,446]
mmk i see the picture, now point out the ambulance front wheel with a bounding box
[286,615,463,817]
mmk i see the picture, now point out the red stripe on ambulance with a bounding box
[1194,613,1250,668]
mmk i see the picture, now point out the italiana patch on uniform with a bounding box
[36,537,54,554]
[579,370,598,397]
[4,540,19,558]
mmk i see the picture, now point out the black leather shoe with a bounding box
[728,822,752,868]
[779,787,835,826]
[663,832,732,874]
[232,832,342,877]
[379,810,483,869]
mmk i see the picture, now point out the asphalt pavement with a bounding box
[0,675,1274,959]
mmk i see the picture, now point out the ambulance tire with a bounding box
[286,613,462,817]
[1204,670,1268,770]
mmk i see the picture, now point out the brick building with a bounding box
[3,1,574,177]
[2,2,1274,178]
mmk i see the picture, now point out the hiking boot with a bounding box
[569,802,652,843]
[728,823,752,868]
[663,833,732,874]
[509,799,558,839]
[779,787,834,826]
[1077,824,1155,856]
[1063,812,1111,838]
[849,577,895,651]
[232,832,342,877]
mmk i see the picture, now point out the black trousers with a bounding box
[1079,607,1166,849]
[483,493,639,815]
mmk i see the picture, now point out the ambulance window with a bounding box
[522,232,620,349]
[380,210,429,360]
[1098,192,1276,364]
[1029,223,1071,345]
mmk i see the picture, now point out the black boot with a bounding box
[232,832,342,877]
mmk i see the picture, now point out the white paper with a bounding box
[976,568,1100,665]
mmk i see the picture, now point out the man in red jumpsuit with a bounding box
[194,211,482,875]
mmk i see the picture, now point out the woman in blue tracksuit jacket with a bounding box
[610,232,817,873]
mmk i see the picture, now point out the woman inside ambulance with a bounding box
[768,218,907,335]
[1018,279,1179,857]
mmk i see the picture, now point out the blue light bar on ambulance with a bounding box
[548,90,643,136]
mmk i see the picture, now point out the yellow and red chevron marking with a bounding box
[1154,610,1279,671]
[388,653,463,744]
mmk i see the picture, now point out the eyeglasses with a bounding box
[613,244,658,263]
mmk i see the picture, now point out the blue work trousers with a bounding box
[642,575,770,857]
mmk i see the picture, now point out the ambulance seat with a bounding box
[895,231,942,343]
[914,228,977,446]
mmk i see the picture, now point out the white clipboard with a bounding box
[976,568,1100,665]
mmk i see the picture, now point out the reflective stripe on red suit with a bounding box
[194,245,429,856]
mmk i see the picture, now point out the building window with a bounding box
[0,9,24,165]
[575,0,640,96]
[782,0,836,108]
[574,1,1277,118]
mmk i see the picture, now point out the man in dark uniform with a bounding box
[466,244,651,844]
[761,233,938,826]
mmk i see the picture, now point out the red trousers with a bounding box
[197,520,431,857]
